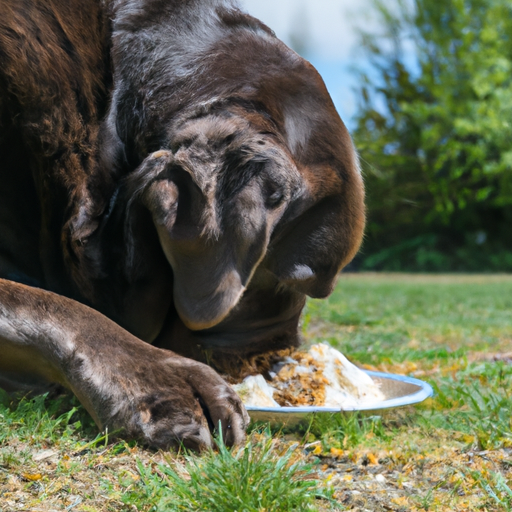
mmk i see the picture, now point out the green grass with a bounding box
[132,435,331,512]
[304,273,512,364]
[426,362,512,450]
[0,390,335,511]
[301,273,512,511]
[466,468,512,509]
[1,273,512,511]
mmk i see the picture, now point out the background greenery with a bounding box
[353,0,512,271]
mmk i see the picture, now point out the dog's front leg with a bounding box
[0,279,249,449]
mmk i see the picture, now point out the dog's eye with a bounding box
[266,189,285,209]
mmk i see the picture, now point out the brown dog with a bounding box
[0,0,364,449]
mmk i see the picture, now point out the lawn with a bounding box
[1,273,512,511]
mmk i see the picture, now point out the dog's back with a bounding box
[0,0,111,293]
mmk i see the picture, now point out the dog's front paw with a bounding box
[81,350,249,450]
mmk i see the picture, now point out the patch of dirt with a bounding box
[0,439,169,512]
[309,442,512,511]
[1,430,511,511]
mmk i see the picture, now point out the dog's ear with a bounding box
[131,143,273,332]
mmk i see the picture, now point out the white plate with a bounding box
[246,371,434,426]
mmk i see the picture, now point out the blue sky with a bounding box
[239,0,378,130]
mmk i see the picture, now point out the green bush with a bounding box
[353,0,512,271]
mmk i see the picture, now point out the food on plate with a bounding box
[232,343,384,408]
[230,374,280,408]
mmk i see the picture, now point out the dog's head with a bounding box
[126,101,363,335]
[93,5,364,356]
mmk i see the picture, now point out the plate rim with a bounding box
[245,370,434,413]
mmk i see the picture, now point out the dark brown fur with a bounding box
[0,0,364,449]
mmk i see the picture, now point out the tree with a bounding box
[354,0,512,271]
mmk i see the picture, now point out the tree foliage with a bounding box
[354,0,512,271]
